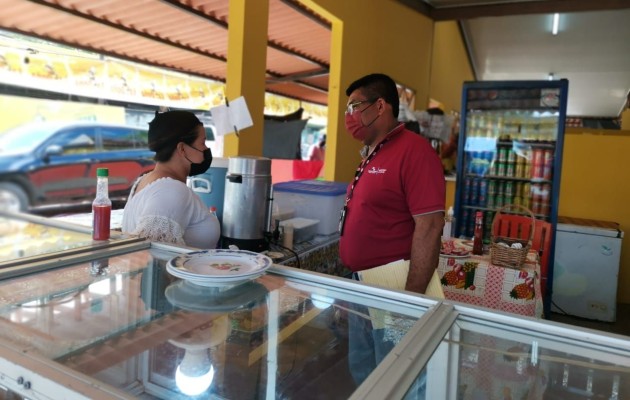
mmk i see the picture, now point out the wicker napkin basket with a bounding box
[489,204,534,269]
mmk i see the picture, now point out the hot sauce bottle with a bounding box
[472,211,484,255]
[92,168,112,241]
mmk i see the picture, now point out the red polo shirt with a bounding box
[339,125,445,271]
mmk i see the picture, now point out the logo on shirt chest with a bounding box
[367,166,387,175]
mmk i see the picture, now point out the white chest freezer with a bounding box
[552,216,624,322]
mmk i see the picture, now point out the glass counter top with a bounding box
[0,214,95,262]
[0,238,628,400]
[0,211,140,270]
[416,314,630,399]
[0,243,430,399]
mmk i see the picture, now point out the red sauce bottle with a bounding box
[92,168,112,241]
[472,211,484,255]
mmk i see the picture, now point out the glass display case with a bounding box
[0,239,435,399]
[0,214,627,399]
[0,211,142,270]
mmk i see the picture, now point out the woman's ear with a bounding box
[176,142,185,154]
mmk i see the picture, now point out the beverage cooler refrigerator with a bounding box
[453,80,569,311]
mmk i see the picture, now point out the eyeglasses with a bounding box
[346,98,378,115]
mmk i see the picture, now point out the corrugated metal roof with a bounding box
[0,0,331,105]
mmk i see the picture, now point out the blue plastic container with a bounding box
[273,179,347,235]
[189,157,228,223]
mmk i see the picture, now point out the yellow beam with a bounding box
[224,0,269,157]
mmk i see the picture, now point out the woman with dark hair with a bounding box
[122,110,220,248]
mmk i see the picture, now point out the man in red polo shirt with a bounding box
[340,73,445,395]
[340,73,445,294]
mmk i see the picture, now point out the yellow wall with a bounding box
[445,179,456,210]
[558,128,630,303]
[622,108,630,130]
[305,0,434,183]
[429,21,475,112]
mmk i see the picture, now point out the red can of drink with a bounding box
[533,163,544,179]
[541,183,552,208]
[543,149,554,167]
[540,203,550,216]
[532,183,543,203]
[532,201,541,215]
[533,148,544,166]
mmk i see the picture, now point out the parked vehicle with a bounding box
[0,121,155,213]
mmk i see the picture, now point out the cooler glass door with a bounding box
[453,80,569,314]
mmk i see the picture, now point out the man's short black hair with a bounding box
[345,73,399,119]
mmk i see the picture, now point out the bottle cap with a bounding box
[96,168,109,177]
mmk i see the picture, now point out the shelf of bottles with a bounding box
[458,109,558,241]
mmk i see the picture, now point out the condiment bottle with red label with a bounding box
[472,211,484,255]
[92,168,112,240]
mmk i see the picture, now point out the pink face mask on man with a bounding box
[344,101,379,141]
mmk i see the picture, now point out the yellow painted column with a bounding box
[224,0,269,157]
[300,0,434,183]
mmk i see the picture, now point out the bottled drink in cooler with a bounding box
[472,211,484,255]
[92,168,112,241]
[478,180,488,207]
[442,206,455,239]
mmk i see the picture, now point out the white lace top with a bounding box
[122,177,220,249]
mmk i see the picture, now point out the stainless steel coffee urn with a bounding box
[221,156,273,252]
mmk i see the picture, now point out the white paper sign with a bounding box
[210,96,253,136]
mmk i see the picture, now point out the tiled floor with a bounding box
[548,303,630,338]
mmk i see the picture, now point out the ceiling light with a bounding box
[548,73,554,81]
[552,13,560,35]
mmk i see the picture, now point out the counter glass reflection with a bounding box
[420,316,630,399]
[0,246,426,399]
[0,215,95,264]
